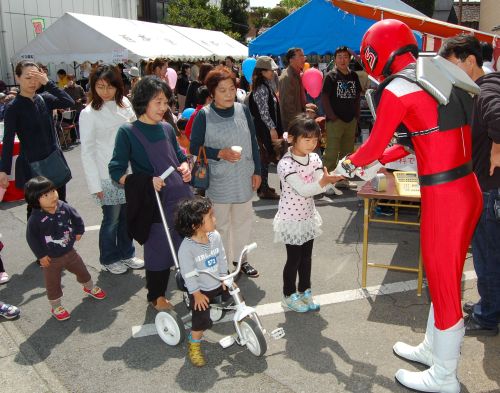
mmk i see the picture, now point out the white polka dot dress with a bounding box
[273,150,323,245]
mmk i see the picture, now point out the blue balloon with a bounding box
[181,107,195,120]
[242,58,257,84]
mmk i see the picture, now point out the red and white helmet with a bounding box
[360,19,418,81]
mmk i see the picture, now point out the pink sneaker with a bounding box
[0,272,9,284]
[51,306,70,321]
[83,286,106,300]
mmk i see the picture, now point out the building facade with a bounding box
[0,0,137,84]
[479,0,500,33]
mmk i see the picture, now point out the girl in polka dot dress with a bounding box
[274,115,344,312]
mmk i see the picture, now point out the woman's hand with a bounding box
[0,172,9,188]
[252,175,262,191]
[95,191,104,200]
[29,69,49,86]
[39,256,51,268]
[218,148,241,163]
[193,291,209,311]
[177,162,191,183]
[152,176,165,191]
[270,128,279,141]
[75,234,82,241]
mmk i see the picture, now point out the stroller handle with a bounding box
[188,243,258,281]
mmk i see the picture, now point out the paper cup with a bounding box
[231,146,242,153]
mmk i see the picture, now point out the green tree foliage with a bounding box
[279,0,308,12]
[401,0,435,17]
[249,7,269,31]
[267,7,288,25]
[164,0,231,33]
[249,6,288,35]
[221,0,250,39]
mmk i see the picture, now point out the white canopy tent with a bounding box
[168,25,248,61]
[13,12,247,64]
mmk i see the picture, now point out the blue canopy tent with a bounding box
[248,0,422,56]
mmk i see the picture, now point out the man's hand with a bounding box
[193,291,209,311]
[75,234,82,241]
[39,256,51,268]
[490,142,500,176]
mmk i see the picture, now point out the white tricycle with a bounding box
[153,167,284,357]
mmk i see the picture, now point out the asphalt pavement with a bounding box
[0,144,499,393]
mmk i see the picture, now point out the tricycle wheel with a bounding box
[155,310,185,346]
[239,317,267,356]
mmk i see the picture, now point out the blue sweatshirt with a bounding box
[26,201,85,259]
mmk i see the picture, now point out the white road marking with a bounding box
[132,270,477,338]
[85,225,101,232]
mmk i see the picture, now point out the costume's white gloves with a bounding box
[332,156,356,178]
[356,160,384,181]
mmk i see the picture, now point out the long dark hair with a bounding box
[88,64,125,110]
[251,68,269,91]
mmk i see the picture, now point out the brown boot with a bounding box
[150,296,173,311]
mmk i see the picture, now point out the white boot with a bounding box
[393,304,434,367]
[395,319,464,393]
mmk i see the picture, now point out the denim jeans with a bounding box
[99,204,134,265]
[471,189,500,327]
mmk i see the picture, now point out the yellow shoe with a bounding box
[188,341,206,367]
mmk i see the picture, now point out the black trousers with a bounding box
[26,184,67,220]
[145,268,171,302]
[283,239,314,297]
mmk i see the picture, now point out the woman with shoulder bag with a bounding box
[0,61,74,218]
[249,56,283,200]
[189,65,262,278]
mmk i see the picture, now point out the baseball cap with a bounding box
[255,56,278,71]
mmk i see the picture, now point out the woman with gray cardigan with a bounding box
[189,65,261,277]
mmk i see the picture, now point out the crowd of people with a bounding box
[0,23,499,391]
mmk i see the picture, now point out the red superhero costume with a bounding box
[337,20,482,392]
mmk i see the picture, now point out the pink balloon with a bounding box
[165,68,177,89]
[302,68,323,98]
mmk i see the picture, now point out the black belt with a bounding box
[419,161,473,186]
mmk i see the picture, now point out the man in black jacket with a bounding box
[440,35,500,337]
[321,46,361,188]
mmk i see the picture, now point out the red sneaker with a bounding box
[84,286,106,300]
[51,306,70,321]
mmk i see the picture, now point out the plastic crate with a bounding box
[393,171,421,197]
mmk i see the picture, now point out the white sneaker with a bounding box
[101,261,128,274]
[0,272,9,284]
[336,179,357,189]
[121,257,144,269]
[325,185,343,196]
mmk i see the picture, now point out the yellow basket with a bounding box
[393,171,421,197]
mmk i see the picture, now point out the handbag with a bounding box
[29,149,72,188]
[190,146,209,190]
